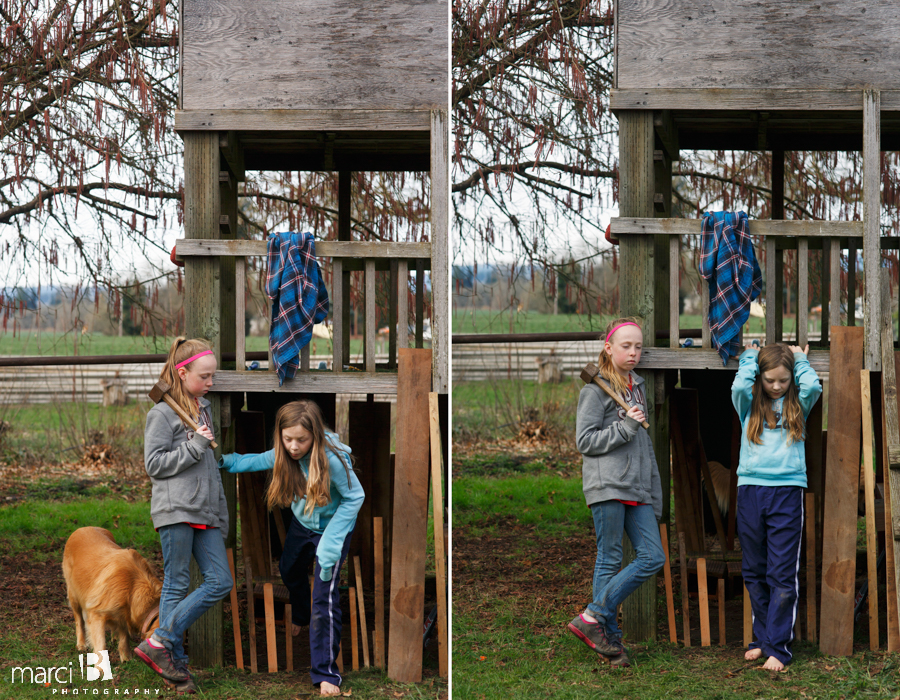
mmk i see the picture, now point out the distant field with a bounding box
[453,310,817,337]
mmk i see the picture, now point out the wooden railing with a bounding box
[609,217,895,369]
[176,238,431,393]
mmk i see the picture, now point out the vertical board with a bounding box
[885,346,900,650]
[819,326,864,656]
[678,532,690,647]
[353,555,371,667]
[226,549,244,669]
[863,89,882,370]
[805,492,817,643]
[860,370,880,649]
[431,109,449,393]
[387,348,432,682]
[697,558,710,646]
[429,393,448,678]
[660,523,677,643]
[374,517,386,667]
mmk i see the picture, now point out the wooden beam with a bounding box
[350,588,359,670]
[881,279,900,632]
[772,150,785,342]
[398,260,409,350]
[669,237,680,348]
[860,369,880,650]
[209,369,398,394]
[339,171,352,369]
[611,218,863,238]
[175,108,432,132]
[374,517,386,668]
[429,393,448,678]
[819,326,864,657]
[365,259,376,374]
[829,238,842,330]
[235,256,246,370]
[353,555,371,668]
[431,109,449,394]
[387,349,432,682]
[653,110,680,161]
[883,351,900,651]
[618,109,658,642]
[609,88,900,112]
[660,523,677,643]
[864,89,883,371]
[176,238,431,260]
[765,237,777,344]
[678,532,691,647]
[332,258,343,373]
[697,558,710,647]
[798,238,809,348]
[218,131,245,181]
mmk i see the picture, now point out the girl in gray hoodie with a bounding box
[134,338,232,694]
[567,318,665,668]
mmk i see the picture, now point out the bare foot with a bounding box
[745,648,763,661]
[292,623,302,637]
[320,681,341,696]
[762,656,785,672]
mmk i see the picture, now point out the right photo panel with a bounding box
[452,0,900,697]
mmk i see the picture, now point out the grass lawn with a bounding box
[452,456,900,700]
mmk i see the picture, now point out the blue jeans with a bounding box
[155,524,233,665]
[586,500,665,639]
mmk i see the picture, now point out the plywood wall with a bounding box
[616,0,900,90]
[181,0,447,111]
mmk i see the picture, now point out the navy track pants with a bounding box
[736,485,804,666]
[279,515,353,687]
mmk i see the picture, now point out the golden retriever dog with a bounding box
[62,526,162,661]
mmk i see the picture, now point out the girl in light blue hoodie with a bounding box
[732,342,821,672]
[220,400,363,696]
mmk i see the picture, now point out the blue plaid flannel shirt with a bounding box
[266,232,330,385]
[699,211,762,365]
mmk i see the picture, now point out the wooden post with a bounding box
[226,549,244,669]
[339,171,351,366]
[365,259,376,373]
[183,130,225,667]
[717,579,726,646]
[264,583,277,672]
[350,588,359,671]
[863,89,882,371]
[285,603,292,673]
[697,558,710,646]
[618,109,658,642]
[660,524,677,643]
[798,238,809,348]
[860,369,880,650]
[771,150,784,341]
[374,517,386,667]
[882,350,900,651]
[353,555,371,668]
[429,393,448,678]
[678,532,690,647]
[431,109,449,394]
[805,492,817,643]
[244,554,257,674]
[387,349,432,682]
[880,279,900,641]
[819,326,864,657]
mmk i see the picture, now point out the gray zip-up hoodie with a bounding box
[144,398,228,535]
[575,371,662,520]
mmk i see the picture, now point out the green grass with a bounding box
[452,310,814,337]
[0,498,156,558]
[453,474,587,539]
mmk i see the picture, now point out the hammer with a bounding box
[580,363,650,430]
[148,380,218,448]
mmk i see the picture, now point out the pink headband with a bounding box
[175,350,213,369]
[606,322,641,343]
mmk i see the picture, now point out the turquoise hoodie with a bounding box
[219,431,364,580]
[732,349,822,488]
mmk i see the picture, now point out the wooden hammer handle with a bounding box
[162,394,219,449]
[590,374,650,430]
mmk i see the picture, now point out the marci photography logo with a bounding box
[10,650,111,684]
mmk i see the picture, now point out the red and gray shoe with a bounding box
[567,614,621,657]
[133,639,189,682]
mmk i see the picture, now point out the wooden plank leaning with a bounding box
[678,531,690,647]
[226,549,244,669]
[697,558,710,646]
[882,350,900,651]
[660,523,677,643]
[805,493,817,643]
[860,369,880,650]
[429,392,449,678]
[819,326,864,657]
[880,277,900,646]
[354,555,371,668]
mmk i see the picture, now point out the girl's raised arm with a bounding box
[219,448,276,473]
[731,348,759,421]
[792,350,823,418]
[316,448,365,581]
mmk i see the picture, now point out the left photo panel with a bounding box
[0,1,449,698]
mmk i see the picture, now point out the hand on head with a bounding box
[788,344,809,355]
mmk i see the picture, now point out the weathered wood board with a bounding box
[181,0,447,111]
[387,348,432,682]
[819,326,864,657]
[616,0,900,91]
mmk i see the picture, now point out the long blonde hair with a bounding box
[746,344,805,445]
[160,337,213,421]
[597,316,642,398]
[266,400,352,516]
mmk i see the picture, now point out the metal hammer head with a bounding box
[148,380,171,404]
[580,363,600,385]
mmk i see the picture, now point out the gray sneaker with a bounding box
[133,639,189,682]
[162,660,197,695]
[567,615,621,656]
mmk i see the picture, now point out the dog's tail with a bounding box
[703,460,731,518]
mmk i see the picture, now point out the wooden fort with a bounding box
[608,0,900,654]
[172,0,448,682]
